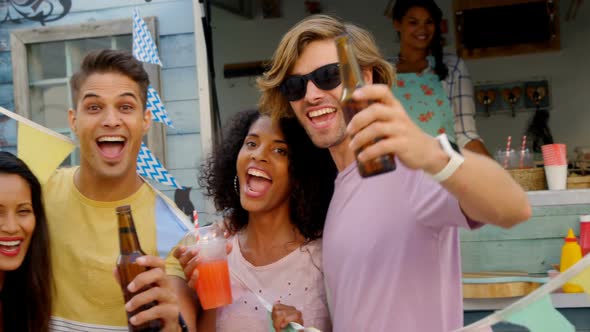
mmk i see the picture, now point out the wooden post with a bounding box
[192,0,216,222]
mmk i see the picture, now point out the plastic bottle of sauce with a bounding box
[560,228,584,293]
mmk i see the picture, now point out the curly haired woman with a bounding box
[176,109,336,331]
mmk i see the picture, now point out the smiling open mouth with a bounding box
[97,136,127,159]
[0,240,22,256]
[246,168,272,196]
[307,107,336,126]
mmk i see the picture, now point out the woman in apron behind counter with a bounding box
[389,0,491,156]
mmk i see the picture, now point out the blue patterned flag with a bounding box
[147,85,174,127]
[132,8,162,66]
[137,142,181,189]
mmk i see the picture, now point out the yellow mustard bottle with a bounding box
[560,228,584,293]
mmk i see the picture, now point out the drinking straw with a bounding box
[503,136,512,169]
[519,135,527,168]
[192,210,199,241]
[192,209,199,226]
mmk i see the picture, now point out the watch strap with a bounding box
[430,134,465,182]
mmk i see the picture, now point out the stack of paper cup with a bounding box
[580,215,590,256]
[542,144,567,190]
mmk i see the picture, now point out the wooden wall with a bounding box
[461,205,590,274]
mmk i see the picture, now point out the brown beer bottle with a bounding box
[116,205,162,332]
[335,33,396,177]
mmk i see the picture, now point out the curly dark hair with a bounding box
[0,151,52,332]
[392,0,449,81]
[199,109,337,240]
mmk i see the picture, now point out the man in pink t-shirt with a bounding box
[257,15,531,332]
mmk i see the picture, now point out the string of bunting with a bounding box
[137,142,182,189]
[133,7,162,66]
[0,107,75,184]
[132,7,180,188]
[147,85,174,128]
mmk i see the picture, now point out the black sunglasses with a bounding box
[279,63,341,101]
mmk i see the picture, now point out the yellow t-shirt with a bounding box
[44,167,187,330]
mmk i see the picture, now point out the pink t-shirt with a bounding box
[323,161,477,332]
[216,236,332,331]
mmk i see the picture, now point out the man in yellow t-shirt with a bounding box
[44,49,196,331]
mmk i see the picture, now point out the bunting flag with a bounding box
[455,253,590,332]
[147,85,174,128]
[132,8,162,66]
[130,8,181,189]
[154,193,191,259]
[136,142,181,189]
[0,107,75,183]
[504,295,574,332]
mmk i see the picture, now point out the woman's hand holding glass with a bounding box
[173,224,233,297]
[174,243,202,287]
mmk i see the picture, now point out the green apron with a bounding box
[393,63,456,142]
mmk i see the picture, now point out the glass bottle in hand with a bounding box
[335,33,396,177]
[116,205,162,332]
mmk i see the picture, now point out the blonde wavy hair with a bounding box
[257,14,395,120]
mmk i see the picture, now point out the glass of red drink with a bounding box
[183,224,233,309]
